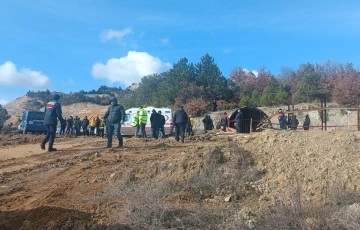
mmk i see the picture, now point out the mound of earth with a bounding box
[0,130,359,229]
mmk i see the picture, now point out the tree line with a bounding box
[120,54,360,116]
[24,54,360,117]
[26,86,128,109]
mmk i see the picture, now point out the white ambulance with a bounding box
[121,107,173,137]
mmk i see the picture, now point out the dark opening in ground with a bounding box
[229,107,269,133]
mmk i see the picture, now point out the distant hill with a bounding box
[4,95,109,125]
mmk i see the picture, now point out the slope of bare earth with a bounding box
[0,130,359,229]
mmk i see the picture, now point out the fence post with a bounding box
[250,118,253,133]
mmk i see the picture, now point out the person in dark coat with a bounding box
[82,116,89,136]
[234,109,243,133]
[74,116,81,136]
[66,116,74,135]
[287,115,292,130]
[103,97,125,148]
[202,115,214,133]
[303,115,310,130]
[172,106,188,143]
[158,111,166,138]
[95,116,101,136]
[212,100,217,112]
[150,109,161,139]
[40,94,66,152]
[291,115,299,130]
[60,117,66,135]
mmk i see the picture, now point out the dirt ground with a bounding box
[0,131,360,229]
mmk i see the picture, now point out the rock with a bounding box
[224,194,232,202]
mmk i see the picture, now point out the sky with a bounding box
[1,0,360,105]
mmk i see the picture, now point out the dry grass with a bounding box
[254,179,360,230]
[97,143,360,229]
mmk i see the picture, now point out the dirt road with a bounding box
[0,135,211,229]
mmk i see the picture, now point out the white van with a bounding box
[121,107,173,137]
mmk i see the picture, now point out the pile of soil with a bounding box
[237,130,360,207]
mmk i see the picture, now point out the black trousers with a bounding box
[42,125,56,149]
[83,127,89,136]
[174,123,185,142]
[159,125,165,138]
[60,125,66,135]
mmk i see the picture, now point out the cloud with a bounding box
[0,99,8,105]
[99,28,132,43]
[159,38,171,47]
[91,51,172,87]
[0,61,50,88]
[68,79,75,85]
[243,68,259,77]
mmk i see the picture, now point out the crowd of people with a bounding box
[59,115,106,137]
[130,106,196,142]
[40,94,311,152]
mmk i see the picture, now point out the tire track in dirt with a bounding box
[0,138,106,174]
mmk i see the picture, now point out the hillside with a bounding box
[4,95,109,125]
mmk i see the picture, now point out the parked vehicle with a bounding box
[121,107,173,137]
[18,111,46,134]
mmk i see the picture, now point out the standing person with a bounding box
[82,116,89,137]
[158,111,166,138]
[74,116,81,136]
[186,115,195,136]
[220,112,230,132]
[66,116,74,135]
[303,115,311,130]
[173,105,188,143]
[287,115,292,130]
[138,106,148,138]
[278,108,285,129]
[234,109,243,133]
[212,100,217,112]
[131,111,140,138]
[103,97,125,148]
[40,94,66,152]
[99,121,105,137]
[89,116,96,136]
[60,117,66,135]
[291,115,299,130]
[95,116,101,136]
[150,109,161,139]
[202,115,214,133]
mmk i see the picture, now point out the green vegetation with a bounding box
[26,55,360,115]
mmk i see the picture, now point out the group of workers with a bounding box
[277,108,311,130]
[59,115,105,137]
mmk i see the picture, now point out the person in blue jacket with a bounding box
[40,94,66,152]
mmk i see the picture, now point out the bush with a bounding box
[216,100,238,111]
[183,98,211,117]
